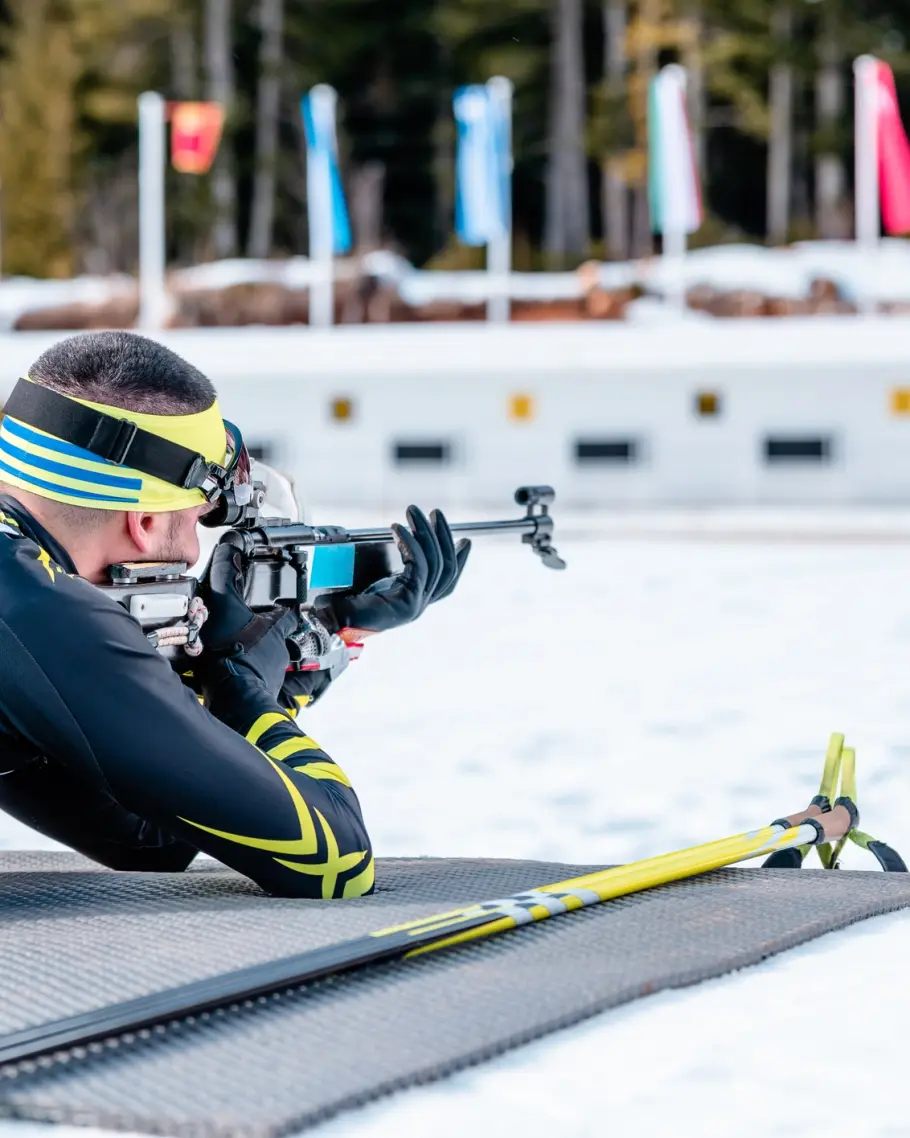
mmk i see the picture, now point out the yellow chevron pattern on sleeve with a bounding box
[290,760,353,788]
[245,712,292,747]
[266,736,324,761]
[287,695,312,720]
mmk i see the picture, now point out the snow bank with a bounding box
[4,239,910,330]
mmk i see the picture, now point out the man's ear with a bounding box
[125,511,158,556]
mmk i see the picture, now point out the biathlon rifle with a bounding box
[101,484,566,665]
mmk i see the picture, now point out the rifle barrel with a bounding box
[245,485,565,570]
[253,516,539,549]
[345,518,536,543]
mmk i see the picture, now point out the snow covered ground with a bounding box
[3,509,910,1137]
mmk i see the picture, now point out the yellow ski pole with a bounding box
[400,804,855,957]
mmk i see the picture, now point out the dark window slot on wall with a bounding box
[574,438,639,465]
[393,441,452,465]
[763,436,833,464]
[246,443,274,463]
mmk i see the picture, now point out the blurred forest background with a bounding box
[0,0,907,280]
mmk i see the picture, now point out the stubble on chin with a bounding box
[147,514,196,566]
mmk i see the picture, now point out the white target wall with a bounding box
[2,318,910,508]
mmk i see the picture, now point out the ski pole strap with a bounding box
[851,831,909,873]
[818,733,845,802]
[833,744,906,869]
[764,735,906,872]
[827,747,860,869]
[815,733,845,868]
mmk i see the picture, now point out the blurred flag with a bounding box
[453,83,511,247]
[170,102,224,175]
[855,58,910,236]
[647,65,703,237]
[301,86,352,256]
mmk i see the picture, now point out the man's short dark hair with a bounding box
[28,331,216,416]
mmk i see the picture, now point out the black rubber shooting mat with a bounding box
[1,851,910,1138]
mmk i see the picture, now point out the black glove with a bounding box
[197,538,299,700]
[313,507,471,636]
[279,668,334,714]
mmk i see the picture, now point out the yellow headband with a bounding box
[0,380,227,512]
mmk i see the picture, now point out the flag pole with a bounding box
[664,64,689,313]
[306,85,338,329]
[854,55,880,316]
[486,76,513,324]
[649,65,699,314]
[138,91,168,331]
[663,210,687,313]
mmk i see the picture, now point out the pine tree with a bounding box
[0,0,176,277]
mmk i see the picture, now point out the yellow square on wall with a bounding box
[331,397,354,422]
[695,391,721,417]
[509,394,535,421]
[891,389,910,415]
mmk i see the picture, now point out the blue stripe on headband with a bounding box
[2,416,127,470]
[0,456,140,503]
[0,434,143,490]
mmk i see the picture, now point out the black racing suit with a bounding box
[0,496,374,898]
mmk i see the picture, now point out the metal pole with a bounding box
[308,85,336,328]
[486,76,513,324]
[664,223,687,312]
[659,65,691,313]
[854,55,880,316]
[138,92,168,330]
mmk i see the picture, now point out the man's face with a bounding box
[143,503,212,566]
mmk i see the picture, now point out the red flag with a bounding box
[170,102,224,175]
[873,61,910,235]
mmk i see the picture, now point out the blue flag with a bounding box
[301,86,352,256]
[454,83,511,247]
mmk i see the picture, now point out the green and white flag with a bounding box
[648,65,703,237]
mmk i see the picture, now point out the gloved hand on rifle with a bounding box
[277,507,469,711]
[196,538,300,712]
[198,507,470,718]
[197,537,356,717]
[311,506,471,642]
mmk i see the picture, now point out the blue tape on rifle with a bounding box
[309,544,355,590]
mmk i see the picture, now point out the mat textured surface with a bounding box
[1,852,909,1137]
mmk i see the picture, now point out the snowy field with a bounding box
[3,509,910,1138]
